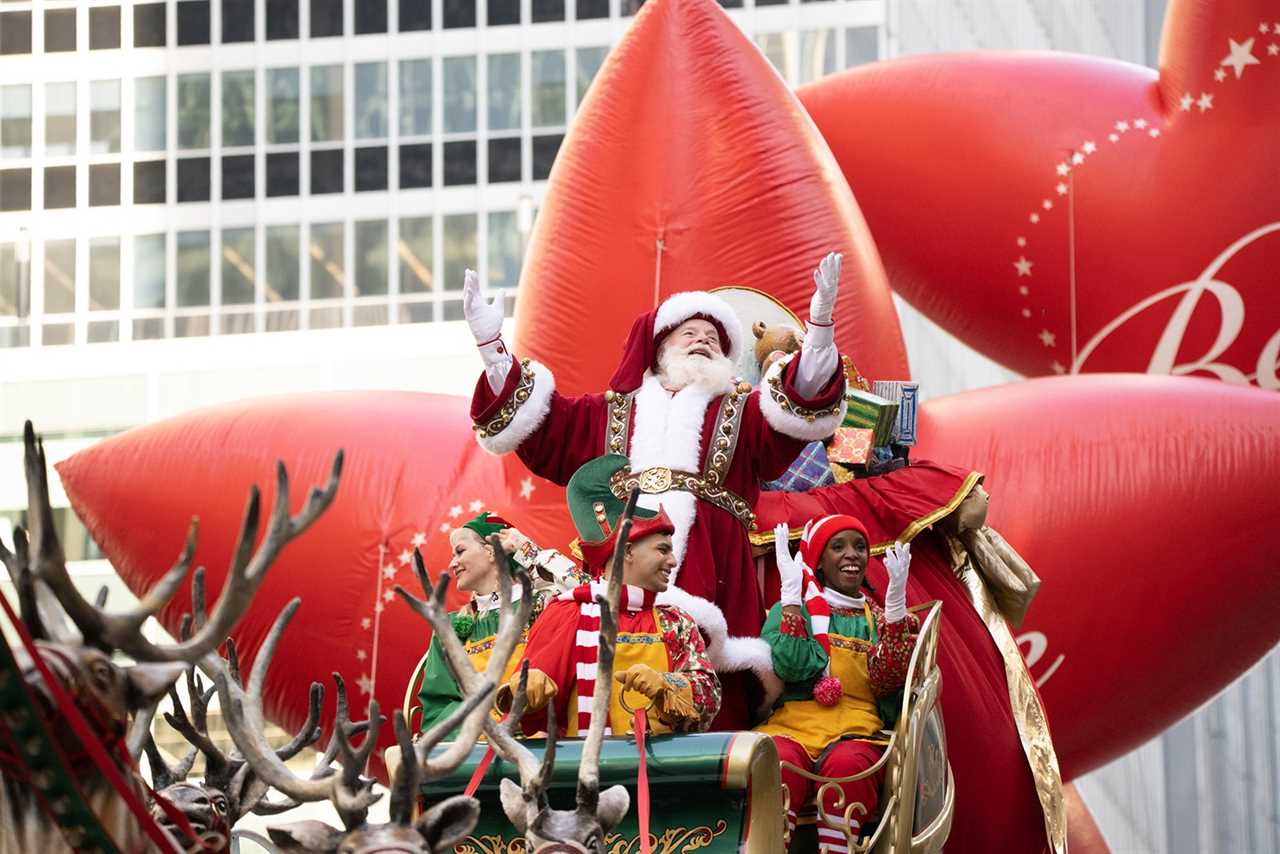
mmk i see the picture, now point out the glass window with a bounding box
[222,70,255,147]
[135,234,167,309]
[354,146,387,192]
[399,60,432,137]
[310,65,344,142]
[400,0,431,31]
[0,168,31,211]
[266,151,299,196]
[177,231,211,307]
[89,237,120,310]
[134,3,166,47]
[532,133,561,180]
[487,0,518,25]
[222,154,254,199]
[90,81,122,154]
[0,11,32,56]
[89,163,121,206]
[90,7,122,50]
[488,54,521,131]
[0,242,29,318]
[355,63,388,139]
[43,166,75,208]
[43,323,75,346]
[88,320,119,342]
[576,46,607,104]
[41,83,74,156]
[265,225,299,301]
[44,9,76,53]
[309,223,344,299]
[443,140,475,186]
[134,160,166,204]
[355,0,387,34]
[442,214,475,291]
[0,85,31,158]
[267,68,300,144]
[488,137,520,183]
[44,239,76,314]
[177,157,211,202]
[398,216,432,293]
[399,143,431,189]
[532,51,566,128]
[221,228,255,304]
[222,0,254,42]
[845,27,879,67]
[442,0,475,29]
[134,77,165,151]
[355,220,388,296]
[488,211,520,290]
[443,57,476,134]
[577,0,608,19]
[177,74,211,149]
[531,0,563,23]
[177,1,211,45]
[310,0,342,37]
[266,0,299,39]
[310,149,343,194]
[798,29,835,85]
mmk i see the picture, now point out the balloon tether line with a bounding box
[1068,169,1078,371]
[368,542,388,720]
[652,232,665,308]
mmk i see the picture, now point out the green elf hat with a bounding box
[566,455,674,575]
[460,511,518,574]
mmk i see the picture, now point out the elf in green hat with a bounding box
[410,511,586,734]
[495,455,722,737]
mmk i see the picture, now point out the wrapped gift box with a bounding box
[872,380,920,446]
[843,389,899,447]
[827,427,874,465]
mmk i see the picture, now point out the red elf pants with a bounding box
[773,735,885,853]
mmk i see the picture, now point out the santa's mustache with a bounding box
[658,345,736,392]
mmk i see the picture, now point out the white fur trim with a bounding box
[657,587,776,677]
[654,291,745,363]
[757,353,847,442]
[475,360,555,455]
[628,373,714,580]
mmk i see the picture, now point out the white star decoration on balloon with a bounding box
[1011,24,1272,376]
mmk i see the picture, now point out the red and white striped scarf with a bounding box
[558,581,657,733]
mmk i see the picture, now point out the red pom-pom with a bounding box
[813,676,843,707]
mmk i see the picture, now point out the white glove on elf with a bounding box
[461,268,513,392]
[882,541,911,623]
[775,523,806,607]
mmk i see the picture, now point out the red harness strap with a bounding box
[463,745,497,798]
[633,709,652,854]
[0,592,194,854]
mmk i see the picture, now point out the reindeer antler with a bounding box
[24,420,343,664]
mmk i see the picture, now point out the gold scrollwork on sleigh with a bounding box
[456,821,729,854]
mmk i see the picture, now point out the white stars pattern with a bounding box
[1055,182,1068,196]
[1051,362,1067,375]
[1014,257,1033,276]
[399,548,412,565]
[411,531,426,547]
[1016,236,1026,248]
[1215,68,1228,82]
[1056,162,1071,176]
[1148,128,1160,138]
[1029,213,1040,224]
[1180,92,1195,111]
[1270,44,1280,57]
[439,522,450,533]
[1115,120,1129,132]
[1221,37,1261,79]
[382,588,396,603]
[469,500,483,512]
[1018,285,1030,296]
[357,674,373,696]
[356,649,367,661]
[1070,152,1085,166]
[382,564,397,580]
[1197,92,1214,112]
[361,617,372,630]
[1041,199,1053,210]
[519,477,535,500]
[1081,141,1097,154]
[1038,330,1057,348]
[1021,308,1031,319]
[448,505,463,519]
[1133,118,1148,129]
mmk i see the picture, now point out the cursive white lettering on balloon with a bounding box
[1074,222,1280,388]
[1015,630,1065,688]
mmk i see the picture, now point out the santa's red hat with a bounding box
[608,291,746,393]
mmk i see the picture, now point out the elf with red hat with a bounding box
[463,254,848,727]
[755,516,917,851]
[495,455,722,738]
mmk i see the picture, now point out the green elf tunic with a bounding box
[754,597,918,759]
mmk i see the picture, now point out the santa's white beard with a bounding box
[657,346,736,395]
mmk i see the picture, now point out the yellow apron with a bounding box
[464,631,527,722]
[756,604,886,759]
[565,625,673,737]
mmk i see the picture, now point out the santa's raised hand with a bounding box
[462,268,512,391]
[882,541,911,623]
[775,523,806,607]
[809,251,842,326]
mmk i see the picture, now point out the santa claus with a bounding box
[464,254,848,725]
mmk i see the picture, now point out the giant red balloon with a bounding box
[56,392,570,779]
[799,0,1280,388]
[510,0,908,395]
[913,374,1280,778]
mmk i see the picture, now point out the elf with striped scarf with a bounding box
[755,515,918,851]
[497,455,722,737]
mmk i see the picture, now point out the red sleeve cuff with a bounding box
[470,359,523,423]
[780,354,845,410]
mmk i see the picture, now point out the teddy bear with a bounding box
[751,320,805,374]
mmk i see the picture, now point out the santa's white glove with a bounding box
[808,252,842,326]
[462,268,513,392]
[775,523,805,607]
[883,541,911,623]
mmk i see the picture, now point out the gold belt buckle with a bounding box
[637,466,674,493]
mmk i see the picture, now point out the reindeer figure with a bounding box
[394,501,639,853]
[0,420,341,853]
[203,560,526,852]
